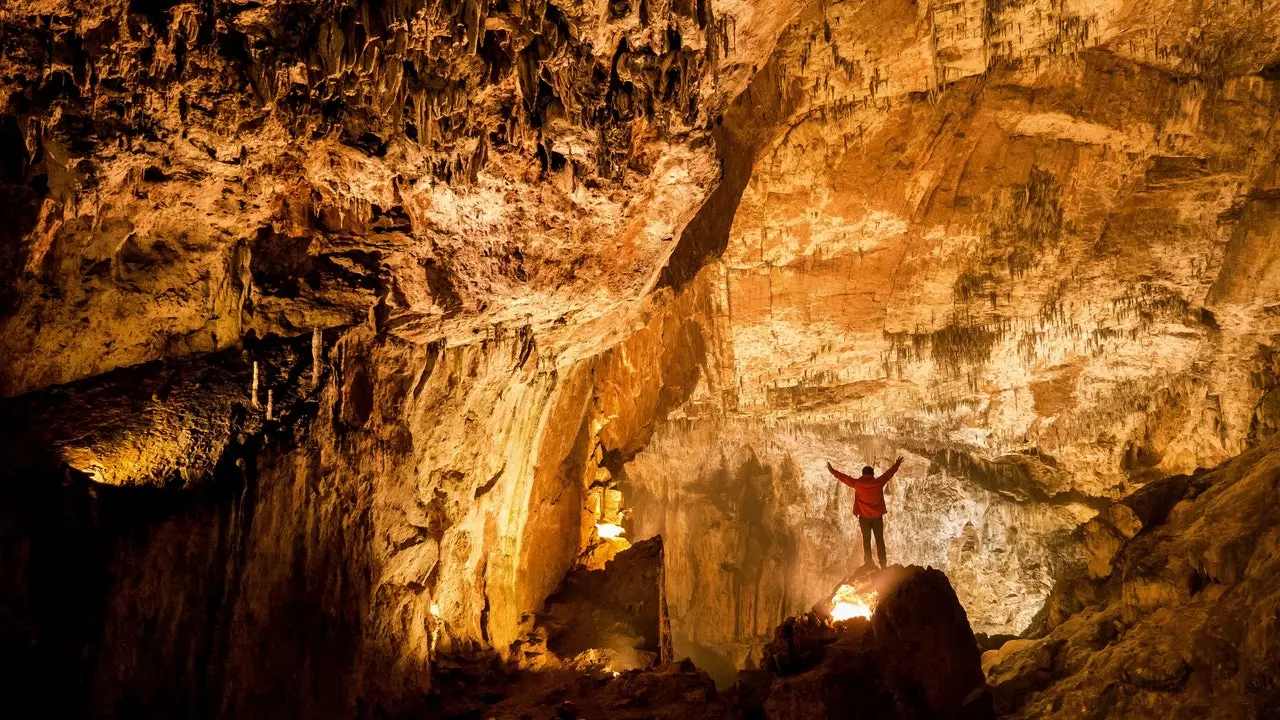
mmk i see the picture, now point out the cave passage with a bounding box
[3,0,1280,718]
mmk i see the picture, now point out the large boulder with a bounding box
[743,565,994,720]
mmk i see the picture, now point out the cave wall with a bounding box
[986,436,1280,719]
[2,0,1280,715]
[615,0,1280,681]
[624,417,1092,682]
[0,0,793,714]
[1,329,586,717]
[719,0,1280,495]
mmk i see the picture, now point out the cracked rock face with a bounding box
[986,436,1280,719]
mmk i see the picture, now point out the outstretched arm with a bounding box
[877,457,904,486]
[826,461,856,488]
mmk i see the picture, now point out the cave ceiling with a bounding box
[0,0,803,399]
[3,0,1276,489]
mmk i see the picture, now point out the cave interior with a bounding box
[2,0,1280,718]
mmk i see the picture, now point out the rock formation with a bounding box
[427,563,993,719]
[517,535,673,672]
[741,566,993,720]
[1,0,1279,717]
[985,435,1280,719]
[622,0,1280,670]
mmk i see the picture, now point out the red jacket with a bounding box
[829,459,902,518]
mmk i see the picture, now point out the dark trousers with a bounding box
[858,516,886,567]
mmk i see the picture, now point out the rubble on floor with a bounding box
[431,564,992,720]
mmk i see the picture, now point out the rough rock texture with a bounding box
[3,0,1280,715]
[985,436,1280,719]
[0,0,814,398]
[428,656,730,720]
[518,535,673,671]
[627,423,1090,680]
[0,291,717,717]
[0,3,807,711]
[739,565,993,719]
[426,565,991,720]
[621,0,1280,672]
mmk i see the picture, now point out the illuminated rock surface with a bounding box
[746,566,992,719]
[1,0,1279,717]
[986,436,1280,719]
[425,563,992,719]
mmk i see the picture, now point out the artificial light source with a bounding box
[829,584,878,621]
[595,522,625,539]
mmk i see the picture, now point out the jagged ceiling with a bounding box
[0,0,805,398]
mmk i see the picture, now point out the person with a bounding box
[826,456,903,569]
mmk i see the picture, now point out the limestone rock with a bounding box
[987,437,1280,719]
[2,0,1280,716]
[532,535,673,671]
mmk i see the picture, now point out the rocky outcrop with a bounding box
[738,565,993,719]
[985,436,1280,719]
[624,420,1090,680]
[428,655,730,720]
[427,564,992,720]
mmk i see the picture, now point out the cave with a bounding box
[2,0,1279,718]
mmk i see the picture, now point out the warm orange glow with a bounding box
[830,584,878,621]
[595,523,626,538]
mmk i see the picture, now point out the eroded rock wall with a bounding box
[0,0,790,714]
[723,0,1280,495]
[0,291,717,718]
[986,435,1280,718]
[3,0,1280,715]
[624,416,1092,680]
[616,0,1280,683]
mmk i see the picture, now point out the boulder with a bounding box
[743,565,994,719]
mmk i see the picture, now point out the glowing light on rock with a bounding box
[595,523,626,539]
[430,603,441,618]
[829,584,878,622]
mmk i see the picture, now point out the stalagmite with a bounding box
[312,328,323,388]
[251,360,260,408]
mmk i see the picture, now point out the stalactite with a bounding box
[312,328,324,388]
